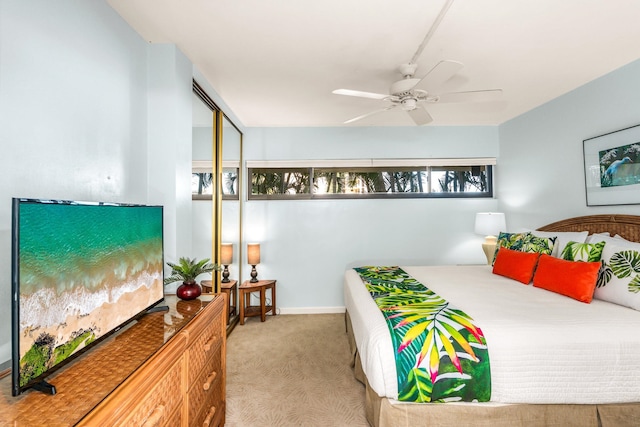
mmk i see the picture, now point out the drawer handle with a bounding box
[203,405,216,427]
[141,404,165,427]
[203,337,215,352]
[203,370,218,390]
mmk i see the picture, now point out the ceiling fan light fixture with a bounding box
[401,98,417,111]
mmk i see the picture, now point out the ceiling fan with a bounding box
[333,61,502,125]
[332,0,502,125]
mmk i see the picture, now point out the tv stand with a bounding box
[0,295,226,426]
[30,380,56,395]
[144,304,169,314]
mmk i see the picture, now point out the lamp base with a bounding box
[222,265,230,283]
[482,236,498,265]
[250,265,258,283]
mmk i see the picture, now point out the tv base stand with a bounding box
[145,304,170,314]
[30,380,56,395]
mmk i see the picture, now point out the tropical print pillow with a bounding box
[530,230,588,257]
[492,232,555,265]
[492,232,530,264]
[594,243,640,311]
[523,234,556,255]
[561,240,606,262]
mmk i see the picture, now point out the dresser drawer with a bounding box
[193,397,224,427]
[185,302,224,386]
[187,344,223,422]
[118,356,184,426]
[164,402,184,427]
[77,333,186,427]
[189,370,224,427]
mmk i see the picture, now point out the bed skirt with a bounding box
[345,311,640,427]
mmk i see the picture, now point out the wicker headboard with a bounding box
[537,214,640,243]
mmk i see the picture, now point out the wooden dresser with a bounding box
[0,294,226,426]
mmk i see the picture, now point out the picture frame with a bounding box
[583,124,640,206]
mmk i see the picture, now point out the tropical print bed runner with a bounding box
[354,266,491,403]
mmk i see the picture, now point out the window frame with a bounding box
[247,158,495,200]
[192,160,240,201]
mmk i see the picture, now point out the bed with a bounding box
[344,215,640,427]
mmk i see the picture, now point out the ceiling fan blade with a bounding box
[436,89,503,103]
[407,106,433,126]
[332,89,389,100]
[413,60,464,93]
[344,105,397,124]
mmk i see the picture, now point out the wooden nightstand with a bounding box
[221,279,237,322]
[201,279,237,324]
[239,279,276,325]
[200,279,213,294]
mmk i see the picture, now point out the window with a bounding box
[192,161,239,200]
[251,168,310,196]
[248,159,494,200]
[431,165,491,193]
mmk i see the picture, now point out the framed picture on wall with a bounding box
[583,124,640,206]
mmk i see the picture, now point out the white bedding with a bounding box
[344,265,640,404]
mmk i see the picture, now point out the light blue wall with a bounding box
[247,127,497,160]
[243,127,500,312]
[498,59,640,230]
[0,1,193,366]
[5,0,640,366]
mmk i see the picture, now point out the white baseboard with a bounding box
[277,306,346,315]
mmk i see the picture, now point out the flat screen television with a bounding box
[11,198,165,396]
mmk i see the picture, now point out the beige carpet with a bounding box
[225,313,369,426]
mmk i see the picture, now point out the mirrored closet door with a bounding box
[192,81,243,332]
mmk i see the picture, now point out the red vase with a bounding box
[176,281,201,300]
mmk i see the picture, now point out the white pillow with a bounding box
[530,230,589,258]
[585,232,611,243]
[588,233,638,248]
[594,241,640,311]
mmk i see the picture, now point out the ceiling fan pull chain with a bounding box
[410,0,455,65]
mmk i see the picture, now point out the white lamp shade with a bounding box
[247,243,260,265]
[221,243,233,265]
[474,212,506,237]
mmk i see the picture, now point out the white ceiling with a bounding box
[107,0,640,127]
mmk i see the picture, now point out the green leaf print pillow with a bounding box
[492,232,555,265]
[594,243,640,311]
[561,240,605,262]
[523,234,556,256]
[492,232,531,265]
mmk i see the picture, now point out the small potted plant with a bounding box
[164,257,219,300]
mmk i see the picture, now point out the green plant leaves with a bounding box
[596,249,640,295]
[629,275,640,293]
[561,241,605,262]
[596,261,613,288]
[399,368,433,402]
[163,257,219,285]
[610,250,640,278]
[608,250,640,293]
[355,266,491,403]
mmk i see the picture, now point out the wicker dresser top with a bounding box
[0,295,212,426]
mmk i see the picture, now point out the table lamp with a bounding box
[475,212,506,264]
[247,243,260,283]
[221,243,233,283]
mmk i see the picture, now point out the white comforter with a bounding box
[344,265,640,404]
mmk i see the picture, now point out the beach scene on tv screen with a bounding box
[17,202,163,387]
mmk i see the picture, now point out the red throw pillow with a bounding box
[492,247,541,284]
[533,254,600,303]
